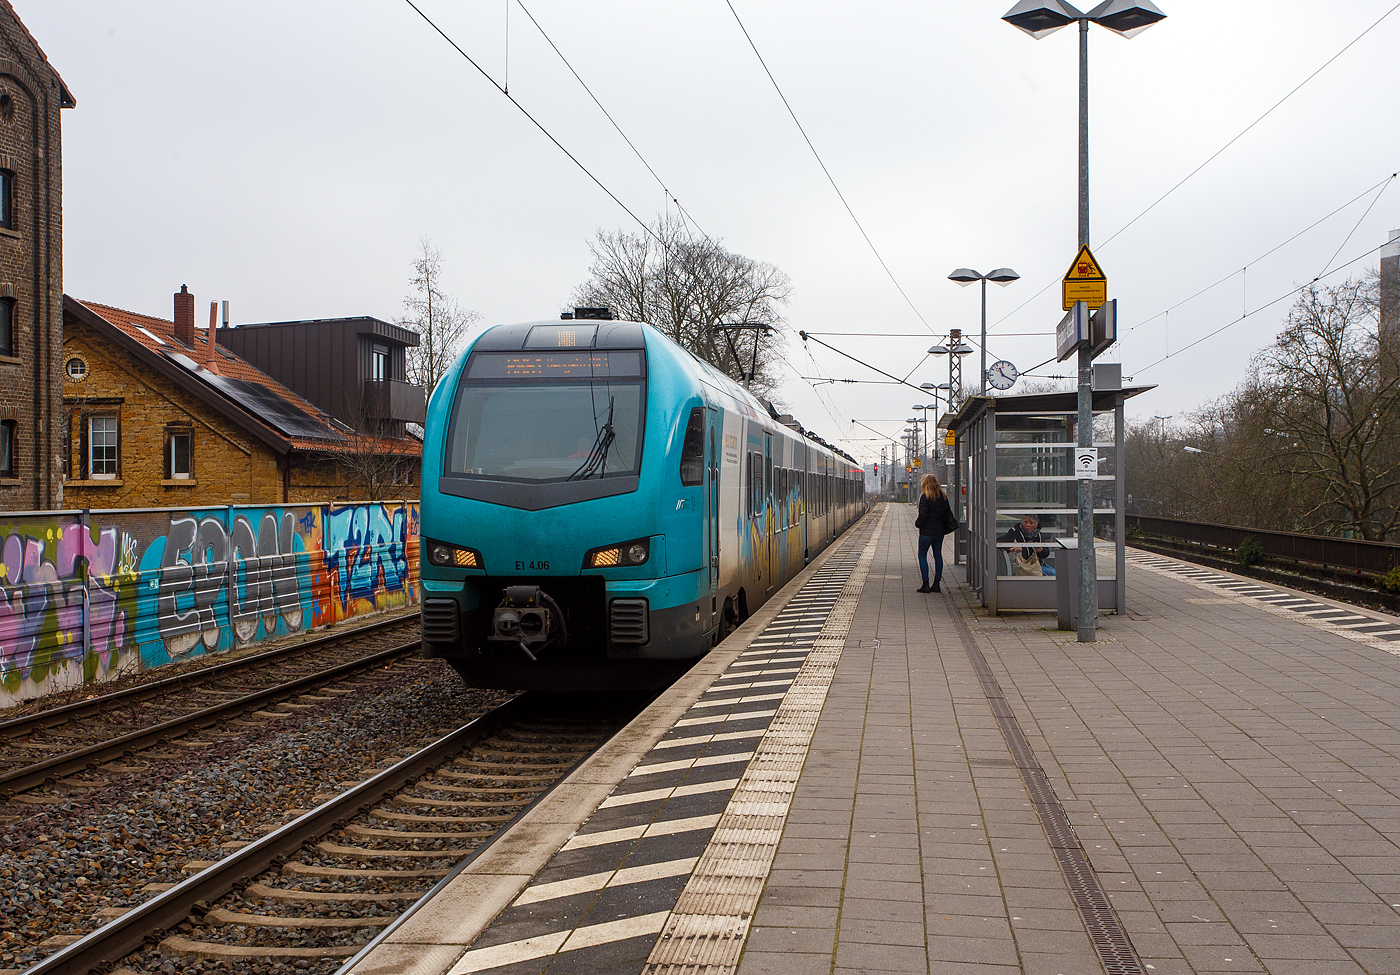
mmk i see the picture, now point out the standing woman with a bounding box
[914,473,954,593]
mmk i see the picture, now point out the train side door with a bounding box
[707,408,720,596]
[764,432,775,595]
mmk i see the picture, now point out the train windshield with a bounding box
[445,353,644,482]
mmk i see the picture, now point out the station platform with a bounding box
[346,503,1400,975]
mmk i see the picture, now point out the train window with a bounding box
[445,381,644,481]
[679,408,705,486]
[748,451,761,517]
[745,453,752,517]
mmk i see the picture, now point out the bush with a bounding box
[1382,566,1400,594]
[1235,537,1264,567]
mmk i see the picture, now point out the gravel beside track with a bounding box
[0,654,510,974]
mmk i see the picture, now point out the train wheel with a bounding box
[718,597,738,644]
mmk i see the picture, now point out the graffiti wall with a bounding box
[0,501,420,709]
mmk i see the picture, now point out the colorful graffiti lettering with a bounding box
[1,501,420,709]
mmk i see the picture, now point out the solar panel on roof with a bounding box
[203,373,344,441]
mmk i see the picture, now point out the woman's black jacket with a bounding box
[915,493,953,537]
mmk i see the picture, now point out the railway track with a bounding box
[16,692,635,975]
[0,616,421,803]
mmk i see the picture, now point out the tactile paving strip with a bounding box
[1128,549,1400,650]
[642,507,885,975]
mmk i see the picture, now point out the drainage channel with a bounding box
[944,599,1145,975]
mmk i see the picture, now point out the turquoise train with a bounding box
[418,311,866,690]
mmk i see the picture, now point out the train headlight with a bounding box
[426,539,482,569]
[584,538,650,569]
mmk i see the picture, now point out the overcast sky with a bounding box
[24,0,1400,464]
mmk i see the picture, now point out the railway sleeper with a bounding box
[202,907,398,927]
[158,935,361,960]
[315,841,476,858]
[346,823,498,841]
[281,861,450,879]
[243,882,420,902]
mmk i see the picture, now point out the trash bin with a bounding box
[1056,538,1085,631]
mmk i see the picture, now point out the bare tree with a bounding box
[398,239,480,394]
[571,216,792,397]
[331,420,421,502]
[1244,278,1400,539]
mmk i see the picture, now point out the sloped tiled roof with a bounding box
[73,298,351,450]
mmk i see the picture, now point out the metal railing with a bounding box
[1125,515,1400,575]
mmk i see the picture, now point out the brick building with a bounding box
[62,288,420,508]
[0,1,74,511]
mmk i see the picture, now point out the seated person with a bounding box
[1002,513,1056,576]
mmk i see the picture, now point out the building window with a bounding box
[89,415,118,478]
[167,430,191,479]
[0,298,12,357]
[0,420,14,478]
[65,356,88,380]
[372,343,390,381]
[0,170,12,230]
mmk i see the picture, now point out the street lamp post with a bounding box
[929,332,973,414]
[920,383,952,459]
[1002,0,1166,643]
[949,268,1020,394]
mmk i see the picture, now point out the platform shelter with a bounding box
[945,383,1150,615]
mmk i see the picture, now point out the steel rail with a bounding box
[19,694,530,975]
[0,613,416,738]
[0,641,420,797]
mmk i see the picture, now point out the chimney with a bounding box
[205,301,220,373]
[1382,229,1400,342]
[174,285,196,347]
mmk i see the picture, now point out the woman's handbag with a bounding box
[941,505,959,535]
[1012,551,1042,575]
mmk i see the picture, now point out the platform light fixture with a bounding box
[1001,0,1166,644]
[949,267,1020,395]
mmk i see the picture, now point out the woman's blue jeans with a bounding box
[918,533,945,586]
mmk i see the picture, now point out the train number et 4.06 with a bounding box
[515,560,549,571]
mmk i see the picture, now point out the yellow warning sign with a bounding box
[944,430,955,447]
[1062,245,1107,311]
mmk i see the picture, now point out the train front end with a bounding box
[418,319,712,690]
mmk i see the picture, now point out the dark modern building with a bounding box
[218,317,426,438]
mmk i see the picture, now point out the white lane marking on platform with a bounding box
[600,778,741,809]
[448,912,672,973]
[563,910,671,949]
[673,708,776,729]
[650,729,766,751]
[695,679,792,695]
[693,689,787,706]
[1128,549,1400,656]
[562,814,723,851]
[448,930,570,973]
[627,751,756,779]
[514,857,700,906]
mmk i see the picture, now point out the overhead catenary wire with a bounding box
[512,0,711,241]
[986,2,1400,338]
[400,0,666,249]
[724,0,935,335]
[1097,1,1400,252]
[1131,236,1395,376]
[1118,172,1397,342]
